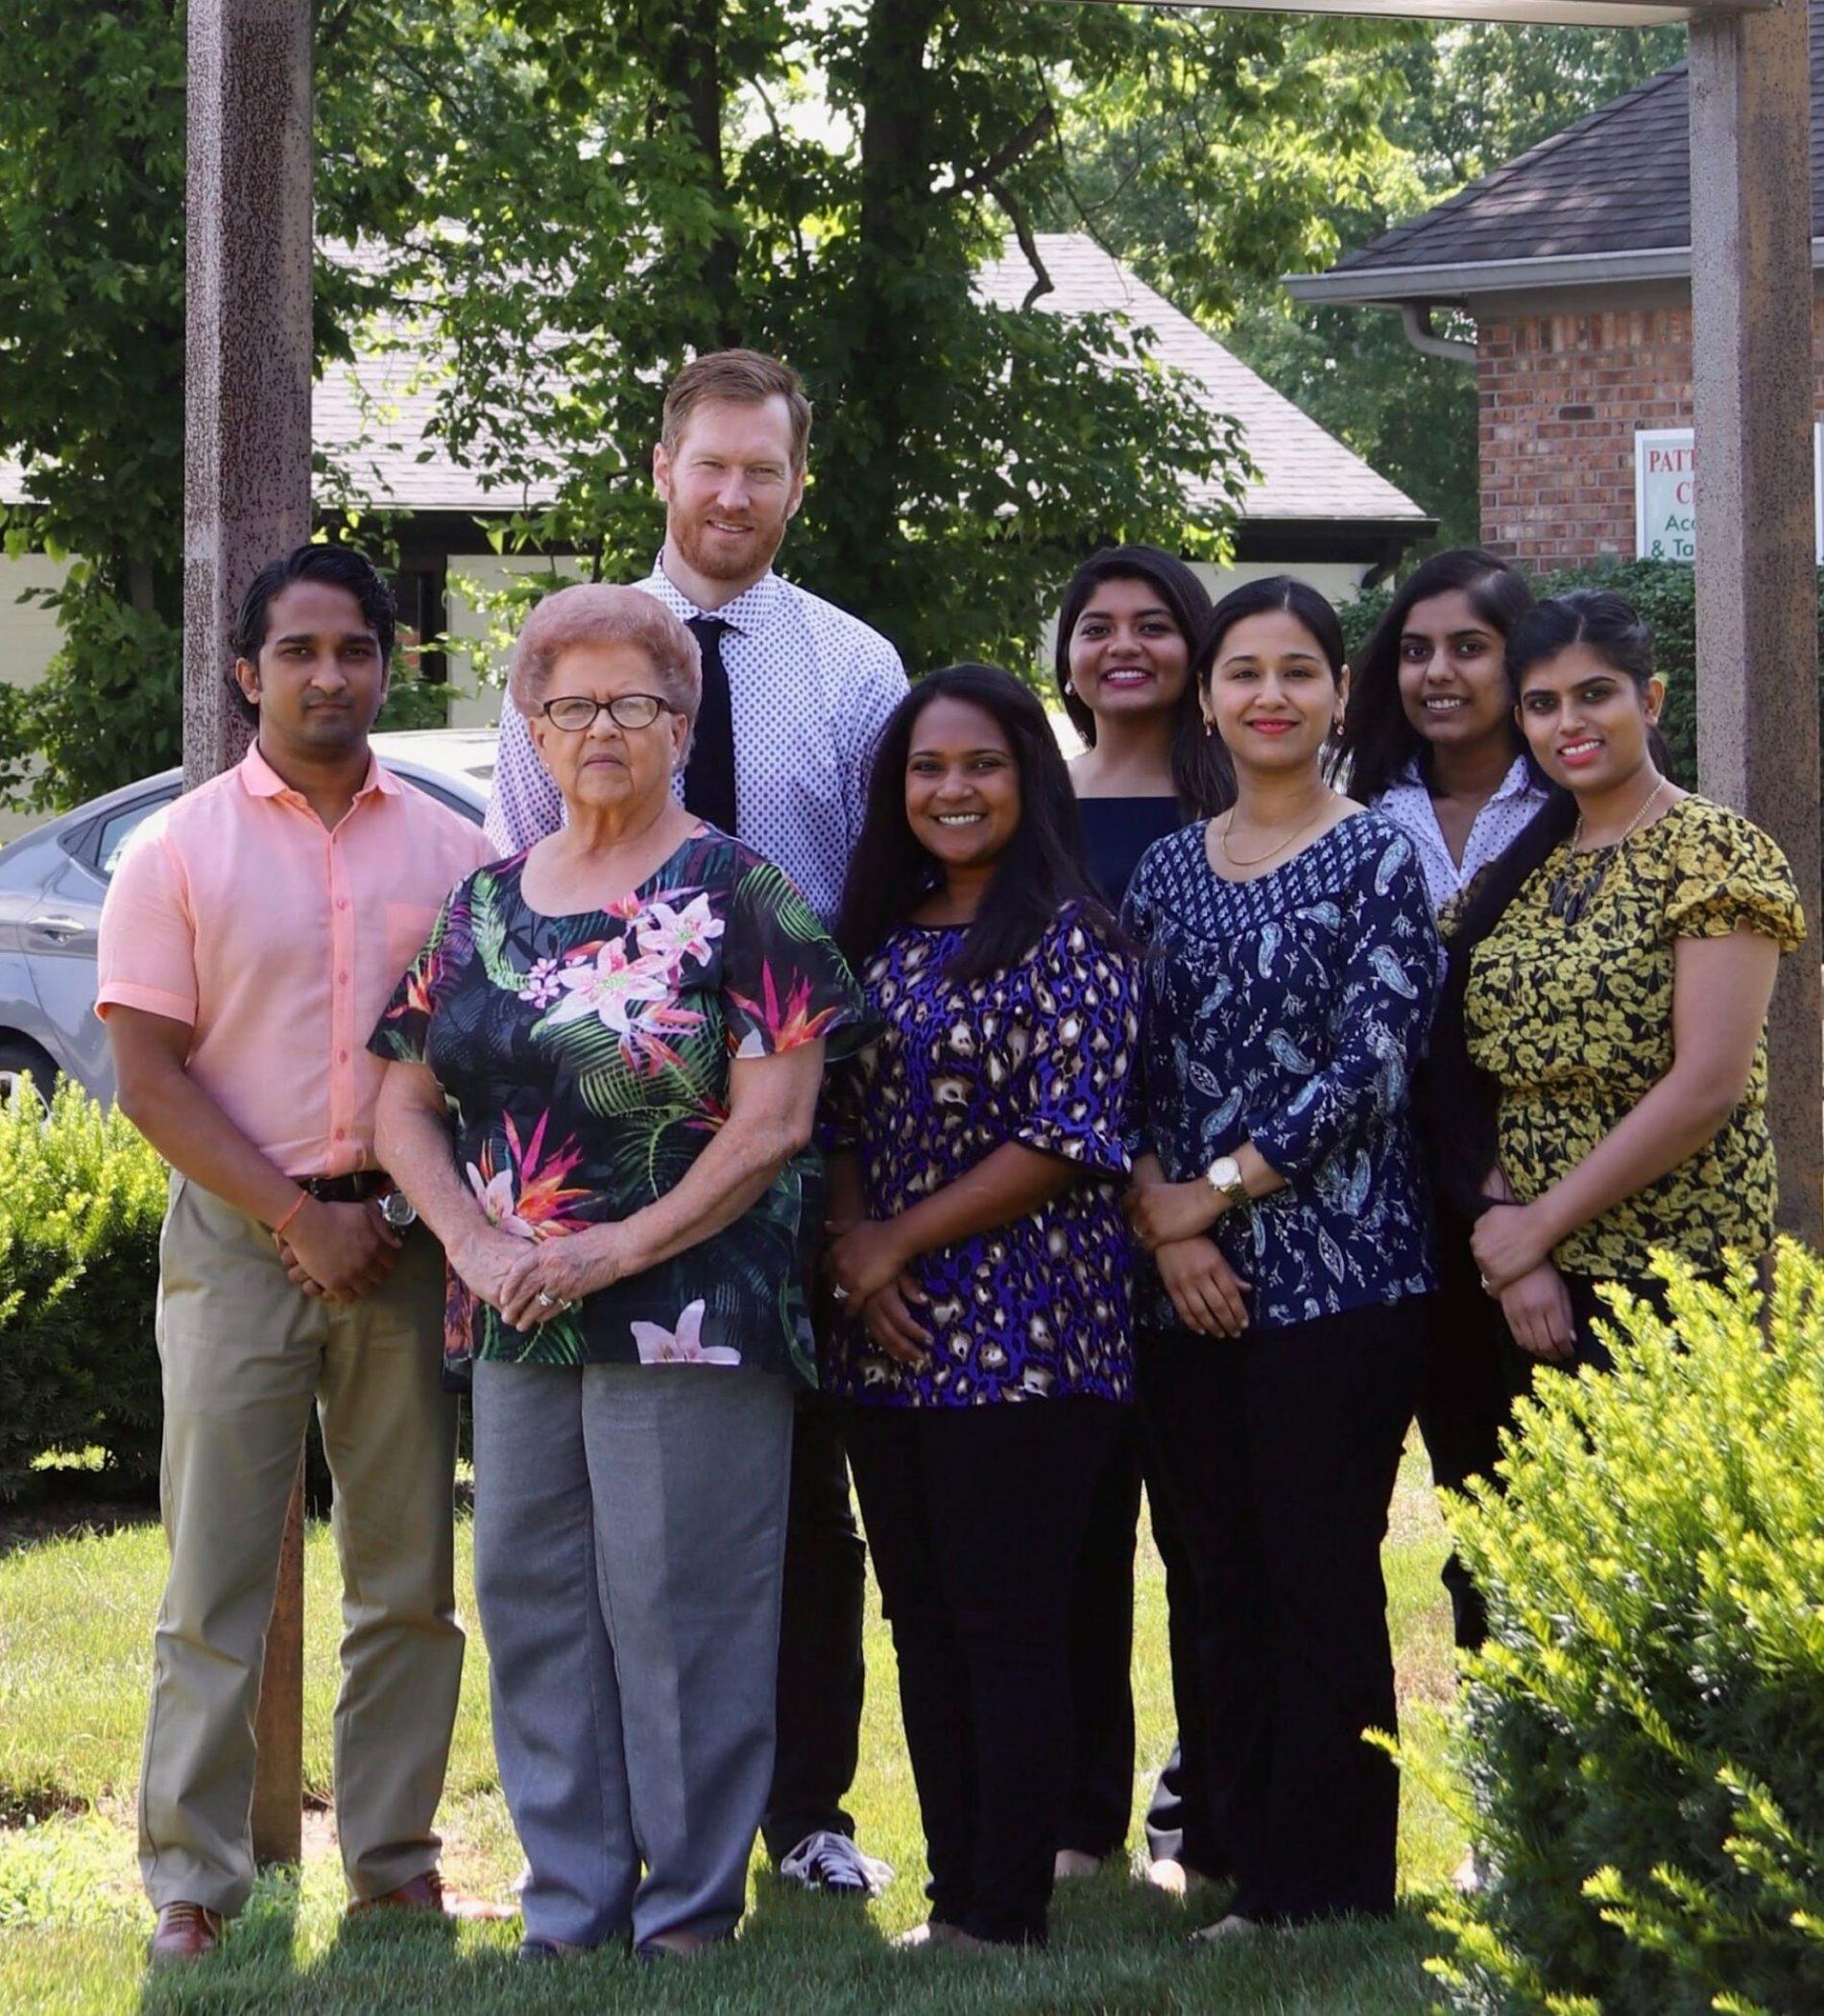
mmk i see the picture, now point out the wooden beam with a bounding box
[1034,1,1770,23]
[183,0,315,1866]
[1689,0,1823,1245]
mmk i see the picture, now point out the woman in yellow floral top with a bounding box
[1436,590,1805,1365]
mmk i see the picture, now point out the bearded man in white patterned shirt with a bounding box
[486,348,905,1897]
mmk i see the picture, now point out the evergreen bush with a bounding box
[0,1077,166,1499]
[1430,1245,1824,2016]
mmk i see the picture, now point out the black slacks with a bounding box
[761,1390,866,1860]
[1138,1301,1426,1927]
[1059,1416,1221,1873]
[1417,1213,1523,1653]
[847,1397,1124,1945]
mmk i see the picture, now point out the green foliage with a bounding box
[369,1,1259,680]
[1429,1246,1824,2016]
[0,1079,167,1500]
[2,1,1268,789]
[1061,19,1689,555]
[374,673,453,732]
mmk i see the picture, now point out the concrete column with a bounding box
[1691,0,1823,1247]
[184,0,314,789]
[184,0,315,1864]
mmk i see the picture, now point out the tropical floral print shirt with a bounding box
[370,828,867,1380]
[826,906,1140,1407]
[1122,814,1441,1332]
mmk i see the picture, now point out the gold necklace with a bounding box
[1548,776,1667,924]
[1218,801,1332,870]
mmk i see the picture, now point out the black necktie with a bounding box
[683,615,737,835]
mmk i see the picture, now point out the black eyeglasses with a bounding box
[539,692,680,733]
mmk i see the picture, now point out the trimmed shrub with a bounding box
[0,1077,166,1500]
[1430,1245,1824,2016]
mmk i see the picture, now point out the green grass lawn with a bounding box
[0,1441,1466,2015]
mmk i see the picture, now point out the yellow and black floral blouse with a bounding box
[1465,794,1805,1279]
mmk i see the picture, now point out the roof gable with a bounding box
[1310,0,1824,293]
[975,235,1425,522]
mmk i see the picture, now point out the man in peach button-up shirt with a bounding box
[97,545,499,1963]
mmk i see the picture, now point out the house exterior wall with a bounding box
[1477,303,1704,568]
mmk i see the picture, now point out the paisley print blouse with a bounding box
[370,829,866,1380]
[826,906,1140,1407]
[1465,794,1805,1279]
[1122,814,1441,1332]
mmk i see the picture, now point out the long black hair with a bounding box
[1427,589,1662,1216]
[1053,544,1230,817]
[1338,547,1537,805]
[836,663,1112,984]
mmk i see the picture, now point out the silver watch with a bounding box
[376,1189,418,1231]
[1205,1154,1248,1210]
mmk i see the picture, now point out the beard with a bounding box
[667,505,790,585]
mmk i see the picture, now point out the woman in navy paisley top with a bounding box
[1122,577,1439,1936]
[825,664,1140,1949]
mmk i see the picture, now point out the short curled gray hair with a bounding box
[508,583,702,727]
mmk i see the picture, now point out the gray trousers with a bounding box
[141,1176,461,1915]
[472,1359,794,1950]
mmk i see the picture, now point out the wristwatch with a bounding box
[375,1189,419,1231]
[1205,1154,1248,1211]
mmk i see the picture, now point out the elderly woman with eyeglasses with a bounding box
[370,583,865,1962]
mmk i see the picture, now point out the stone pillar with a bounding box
[184,0,315,1864]
[184,0,314,789]
[1690,0,1823,1248]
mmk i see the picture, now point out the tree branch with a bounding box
[987,179,1051,311]
[951,106,1058,200]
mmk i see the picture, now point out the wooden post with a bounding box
[184,0,316,1864]
[1690,0,1824,1247]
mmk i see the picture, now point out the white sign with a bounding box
[1635,427,1824,564]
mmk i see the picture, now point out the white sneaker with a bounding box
[778,1830,896,1898]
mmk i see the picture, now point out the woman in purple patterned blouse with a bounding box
[824,664,1141,1951]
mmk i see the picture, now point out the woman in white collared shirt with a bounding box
[1336,549,1550,1664]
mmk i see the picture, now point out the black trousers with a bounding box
[761,1390,866,1860]
[1140,1467,1224,1875]
[1138,1302,1426,1927]
[1059,1416,1220,1873]
[847,1398,1124,1945]
[1417,1214,1523,1653]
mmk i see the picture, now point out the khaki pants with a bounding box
[138,1175,463,1915]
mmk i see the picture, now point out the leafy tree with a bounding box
[0,2,185,807]
[1054,18,1690,563]
[0,0,1260,810]
[0,0,462,808]
[364,0,1265,678]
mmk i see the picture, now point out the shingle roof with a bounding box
[6,234,1425,528]
[1314,0,1824,292]
[976,235,1426,523]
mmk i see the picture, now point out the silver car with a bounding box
[0,729,498,1104]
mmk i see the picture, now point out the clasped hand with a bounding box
[277,1198,400,1303]
[1470,1202,1553,1295]
[451,1223,620,1332]
[1122,1176,1222,1252]
[825,1217,931,1373]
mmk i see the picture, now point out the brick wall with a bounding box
[1478,306,1712,568]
